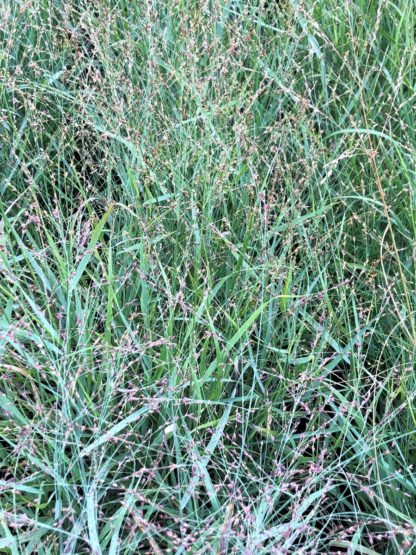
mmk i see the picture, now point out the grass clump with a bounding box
[0,1,415,553]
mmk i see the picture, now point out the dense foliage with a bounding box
[0,1,415,553]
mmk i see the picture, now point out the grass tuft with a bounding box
[0,1,415,553]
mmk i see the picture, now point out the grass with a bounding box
[0,0,415,553]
